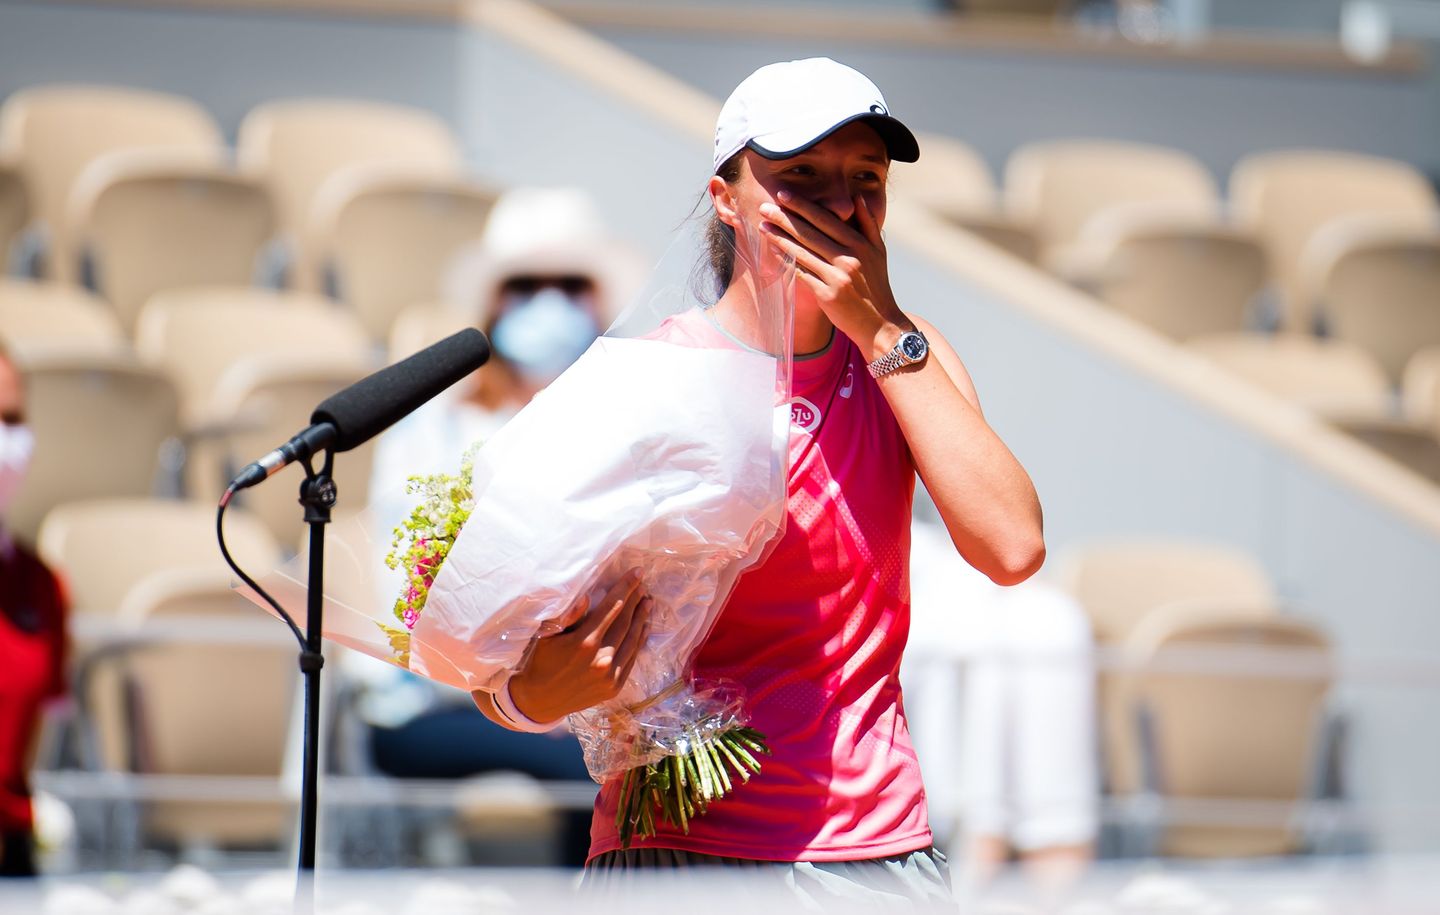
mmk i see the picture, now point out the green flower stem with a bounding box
[713,735,751,781]
[707,741,732,794]
[613,725,770,849]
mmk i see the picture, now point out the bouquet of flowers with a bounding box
[245,228,794,848]
[376,327,787,846]
[375,445,479,670]
[384,443,779,846]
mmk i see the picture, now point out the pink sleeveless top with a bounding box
[587,309,931,862]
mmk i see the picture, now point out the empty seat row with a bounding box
[0,281,384,545]
[904,135,1438,359]
[38,496,566,860]
[1055,539,1337,857]
[35,497,297,850]
[902,134,1440,455]
[0,84,500,341]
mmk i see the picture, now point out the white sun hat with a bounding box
[713,57,920,173]
[444,187,645,329]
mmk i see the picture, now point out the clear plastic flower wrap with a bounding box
[242,217,795,844]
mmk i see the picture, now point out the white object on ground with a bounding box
[240,871,295,909]
[119,888,182,915]
[158,864,221,908]
[43,885,120,915]
[1115,874,1223,913]
[401,879,485,915]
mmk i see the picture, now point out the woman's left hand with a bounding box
[759,189,908,359]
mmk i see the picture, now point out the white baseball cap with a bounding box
[713,57,920,174]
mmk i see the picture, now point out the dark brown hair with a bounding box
[692,152,744,302]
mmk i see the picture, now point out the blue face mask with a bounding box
[490,288,600,385]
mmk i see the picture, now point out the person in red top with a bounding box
[473,59,1045,901]
[0,341,68,878]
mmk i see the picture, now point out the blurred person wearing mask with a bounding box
[354,188,639,862]
[367,187,636,500]
[0,341,68,878]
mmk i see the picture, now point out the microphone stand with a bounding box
[295,448,337,911]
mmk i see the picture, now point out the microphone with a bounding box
[226,423,338,493]
[225,328,491,494]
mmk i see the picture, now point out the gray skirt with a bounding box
[581,845,954,912]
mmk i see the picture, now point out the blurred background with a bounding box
[1,0,1439,911]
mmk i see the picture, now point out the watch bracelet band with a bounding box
[867,345,909,378]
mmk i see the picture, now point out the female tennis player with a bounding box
[474,58,1044,902]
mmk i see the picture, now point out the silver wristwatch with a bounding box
[867,328,929,378]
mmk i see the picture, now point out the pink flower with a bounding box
[403,607,420,630]
[414,539,439,589]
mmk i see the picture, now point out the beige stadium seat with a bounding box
[892,131,1039,263]
[891,131,996,217]
[1055,539,1279,797]
[68,151,275,334]
[387,302,473,362]
[1331,416,1440,487]
[1078,209,1267,340]
[134,288,375,528]
[1299,217,1440,385]
[36,497,279,619]
[0,84,224,283]
[0,160,27,269]
[7,350,180,544]
[91,567,296,848]
[1230,150,1437,333]
[946,212,1042,265]
[1402,347,1440,433]
[1055,539,1277,646]
[1119,606,1332,857]
[0,279,127,357]
[39,500,281,840]
[310,165,499,341]
[1004,139,1218,267]
[198,358,377,545]
[1186,333,1392,420]
[133,286,373,427]
[237,99,463,292]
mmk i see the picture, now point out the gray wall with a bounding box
[3,0,1440,851]
[0,2,464,142]
[585,24,1440,187]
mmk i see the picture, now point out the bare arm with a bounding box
[762,190,1044,585]
[874,313,1045,585]
[472,570,651,729]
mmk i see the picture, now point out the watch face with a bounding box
[900,331,928,362]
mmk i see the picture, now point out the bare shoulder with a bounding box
[907,313,983,416]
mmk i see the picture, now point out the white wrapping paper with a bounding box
[243,219,796,780]
[408,332,789,699]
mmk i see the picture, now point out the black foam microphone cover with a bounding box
[311,328,491,453]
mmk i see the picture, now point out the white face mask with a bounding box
[0,423,34,520]
[490,288,600,385]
